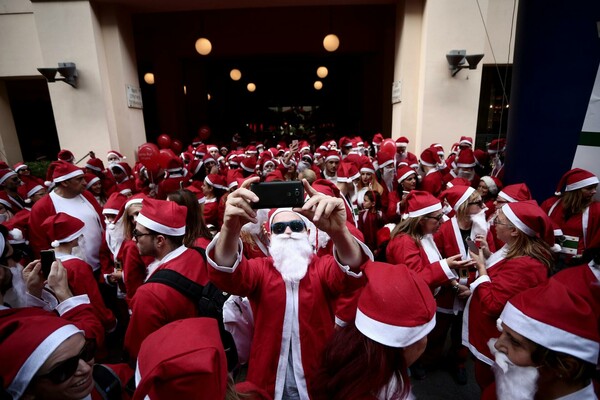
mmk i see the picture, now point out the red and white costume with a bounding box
[462,248,548,365]
[206,235,370,399]
[125,245,208,359]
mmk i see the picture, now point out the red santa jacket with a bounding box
[420,170,444,197]
[117,240,153,306]
[206,244,368,400]
[124,246,208,360]
[59,255,116,332]
[463,252,548,365]
[28,191,105,258]
[203,198,219,228]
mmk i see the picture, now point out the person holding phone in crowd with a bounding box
[206,177,372,399]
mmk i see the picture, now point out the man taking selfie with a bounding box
[206,177,372,400]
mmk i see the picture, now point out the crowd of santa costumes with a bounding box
[0,130,599,400]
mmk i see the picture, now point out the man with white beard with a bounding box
[484,279,599,400]
[206,177,372,400]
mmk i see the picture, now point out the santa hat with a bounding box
[49,161,84,184]
[396,165,416,184]
[255,143,264,151]
[554,168,599,195]
[17,180,44,203]
[500,279,600,364]
[265,170,285,182]
[107,150,126,160]
[202,154,217,165]
[299,141,311,152]
[446,177,472,189]
[324,150,340,163]
[359,160,376,175]
[430,143,445,156]
[326,140,337,150]
[459,136,473,147]
[487,138,506,154]
[419,147,442,167]
[0,169,17,185]
[339,137,353,148]
[226,169,243,189]
[404,191,442,218]
[13,162,28,173]
[245,145,258,155]
[473,149,489,167]
[266,208,305,233]
[137,198,187,236]
[395,136,409,147]
[219,145,229,153]
[480,176,503,195]
[497,183,532,203]
[186,182,206,204]
[455,149,476,168]
[206,144,219,153]
[204,174,228,191]
[134,318,227,400]
[501,201,557,247]
[441,185,475,211]
[337,162,360,183]
[372,133,384,145]
[376,224,395,247]
[110,161,133,176]
[0,311,83,399]
[57,149,74,162]
[85,157,105,172]
[193,144,207,158]
[0,192,14,211]
[41,212,85,247]
[103,192,128,216]
[240,156,257,173]
[355,261,436,347]
[83,173,100,189]
[376,150,395,169]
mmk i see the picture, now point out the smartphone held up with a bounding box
[250,181,304,209]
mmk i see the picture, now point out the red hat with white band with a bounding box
[136,198,187,236]
[403,190,442,218]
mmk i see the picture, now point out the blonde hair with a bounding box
[123,203,143,240]
[357,173,385,196]
[561,190,591,219]
[455,191,481,220]
[505,230,553,270]
[390,215,426,244]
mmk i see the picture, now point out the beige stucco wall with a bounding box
[392,0,517,156]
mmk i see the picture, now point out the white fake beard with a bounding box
[470,209,489,238]
[105,219,125,257]
[382,167,395,192]
[458,169,475,181]
[4,265,27,308]
[489,339,539,400]
[269,232,313,283]
[241,209,269,236]
[72,236,88,263]
[442,204,453,215]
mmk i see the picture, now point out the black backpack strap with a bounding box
[146,269,203,303]
[191,246,207,261]
[93,364,122,400]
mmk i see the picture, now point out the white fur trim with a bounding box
[8,325,82,399]
[85,177,100,189]
[501,302,599,364]
[480,176,498,194]
[85,164,102,172]
[497,191,517,203]
[26,185,44,199]
[325,154,340,162]
[397,169,416,183]
[136,213,185,236]
[453,187,475,210]
[360,167,376,174]
[355,308,435,347]
[0,170,17,185]
[102,208,119,215]
[378,159,394,169]
[407,202,442,218]
[565,176,599,192]
[502,205,536,237]
[53,169,83,183]
[204,176,228,191]
[456,161,476,168]
[124,198,143,211]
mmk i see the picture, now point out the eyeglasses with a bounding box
[492,216,510,226]
[271,220,306,235]
[424,214,444,222]
[468,200,484,208]
[132,229,154,239]
[36,339,96,384]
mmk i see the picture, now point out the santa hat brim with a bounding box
[355,308,435,348]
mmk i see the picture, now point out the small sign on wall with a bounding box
[392,80,402,104]
[126,85,143,109]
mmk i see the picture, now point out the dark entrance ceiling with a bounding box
[131,4,395,146]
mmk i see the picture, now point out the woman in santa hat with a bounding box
[313,261,450,400]
[464,201,555,389]
[477,176,503,220]
[541,168,599,269]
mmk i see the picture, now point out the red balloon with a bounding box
[157,134,172,149]
[138,143,161,179]
[381,138,397,155]
[171,139,183,154]
[198,125,211,141]
[159,148,177,169]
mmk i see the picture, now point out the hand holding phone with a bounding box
[40,250,55,279]
[465,237,479,254]
[250,181,304,209]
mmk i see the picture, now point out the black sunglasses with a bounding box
[36,339,96,384]
[132,229,154,239]
[271,220,306,235]
[424,214,444,222]
[468,200,484,208]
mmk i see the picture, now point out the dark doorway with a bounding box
[475,65,512,148]
[5,78,60,161]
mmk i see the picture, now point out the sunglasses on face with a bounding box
[424,214,444,222]
[271,220,306,235]
[36,339,96,384]
[468,200,484,208]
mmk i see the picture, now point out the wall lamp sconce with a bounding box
[37,62,78,88]
[446,50,484,77]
